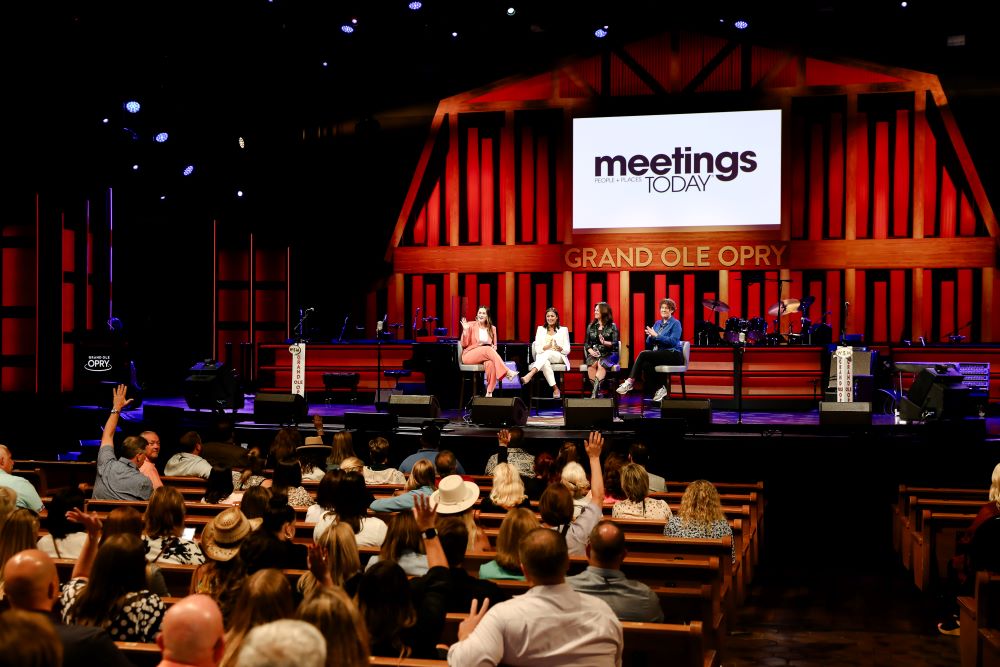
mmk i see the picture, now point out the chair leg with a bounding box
[681,374,686,399]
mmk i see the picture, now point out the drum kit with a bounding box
[697,295,832,346]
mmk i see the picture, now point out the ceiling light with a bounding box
[182,165,195,176]
[154,132,169,143]
[507,7,515,16]
[408,1,422,9]
[594,27,608,38]
[341,24,354,33]
[734,19,748,29]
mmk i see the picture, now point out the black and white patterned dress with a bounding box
[144,535,206,565]
[663,517,735,563]
[60,578,165,642]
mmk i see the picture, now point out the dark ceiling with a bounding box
[11,0,999,218]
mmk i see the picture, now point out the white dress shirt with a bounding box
[447,582,622,667]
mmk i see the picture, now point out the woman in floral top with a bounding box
[663,479,735,563]
[142,486,206,565]
[612,463,672,521]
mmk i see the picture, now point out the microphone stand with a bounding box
[293,309,311,343]
[375,314,386,408]
[412,307,421,341]
[734,341,746,424]
[338,315,349,343]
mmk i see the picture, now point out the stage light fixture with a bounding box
[238,137,246,149]
[451,31,459,37]
[159,195,167,200]
[900,1,908,6]
[352,18,358,24]
[408,1,422,9]
[507,7,515,15]
[102,118,109,124]
[154,132,169,143]
[124,100,141,113]
[594,26,608,38]
[341,24,354,33]
[322,61,328,67]
[734,19,748,29]
[183,165,195,176]
[132,164,140,171]
[237,190,244,198]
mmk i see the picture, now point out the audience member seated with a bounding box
[156,594,226,667]
[435,449,472,483]
[61,529,166,642]
[551,440,582,484]
[938,461,1000,634]
[325,431,356,472]
[298,522,363,599]
[479,508,540,581]
[365,511,428,576]
[612,462,672,521]
[233,446,270,493]
[137,429,164,489]
[271,459,317,508]
[339,456,365,475]
[200,419,250,470]
[399,423,465,474]
[0,609,63,667]
[144,486,206,565]
[523,451,556,501]
[3,549,133,667]
[432,474,491,552]
[0,508,40,600]
[99,506,169,596]
[219,568,295,667]
[484,427,535,477]
[242,494,309,573]
[0,444,43,512]
[165,431,214,479]
[568,520,665,622]
[319,472,385,546]
[628,442,665,492]
[0,487,16,524]
[265,427,302,471]
[305,469,341,527]
[664,479,735,563]
[37,488,88,560]
[370,458,436,513]
[560,462,593,520]
[363,436,406,486]
[192,507,259,624]
[296,586,370,667]
[240,486,272,522]
[94,385,153,501]
[479,463,532,515]
[447,527,623,665]
[301,436,328,482]
[357,560,445,660]
[539,432,606,556]
[602,451,628,503]
[236,619,326,667]
[204,465,238,505]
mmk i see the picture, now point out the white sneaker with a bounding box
[652,385,669,402]
[616,379,634,394]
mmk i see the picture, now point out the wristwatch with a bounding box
[421,527,438,540]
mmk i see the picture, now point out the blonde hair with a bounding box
[299,522,361,599]
[677,480,725,528]
[296,587,370,667]
[339,457,364,475]
[559,462,590,499]
[619,463,650,503]
[404,459,435,492]
[489,463,527,508]
[495,508,540,573]
[990,463,1000,505]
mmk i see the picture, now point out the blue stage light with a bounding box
[154,132,169,143]
[124,100,141,113]
[182,165,195,176]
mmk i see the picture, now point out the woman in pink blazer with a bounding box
[460,306,519,397]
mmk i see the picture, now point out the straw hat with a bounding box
[303,436,324,446]
[201,506,261,561]
[430,474,480,514]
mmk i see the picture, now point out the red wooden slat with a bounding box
[872,121,890,240]
[893,110,910,238]
[467,127,480,244]
[828,113,844,238]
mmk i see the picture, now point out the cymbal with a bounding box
[702,298,730,313]
[767,298,801,316]
[798,295,816,310]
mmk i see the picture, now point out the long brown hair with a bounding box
[0,509,40,587]
[379,512,424,564]
[327,431,356,468]
[144,486,186,540]
[64,533,149,629]
[592,301,613,327]
[357,561,417,659]
[475,306,495,342]
[220,569,294,667]
[296,587,370,667]
[495,508,540,573]
[542,307,561,332]
[404,458,435,492]
[299,522,361,599]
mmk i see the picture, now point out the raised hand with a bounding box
[460,317,471,330]
[497,429,511,447]
[584,430,604,459]
[413,492,438,532]
[458,597,491,641]
[66,508,103,536]
[111,384,133,412]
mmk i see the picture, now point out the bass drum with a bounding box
[724,318,748,345]
[746,317,768,345]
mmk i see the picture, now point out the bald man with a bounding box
[3,549,133,667]
[156,594,226,667]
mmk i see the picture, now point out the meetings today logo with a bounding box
[593,146,759,194]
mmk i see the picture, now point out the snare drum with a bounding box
[746,316,768,345]
[724,318,748,344]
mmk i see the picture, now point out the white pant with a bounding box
[530,350,564,386]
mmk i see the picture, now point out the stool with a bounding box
[383,369,412,396]
[322,372,360,404]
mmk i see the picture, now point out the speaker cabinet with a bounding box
[563,398,615,430]
[343,411,398,433]
[253,393,308,425]
[469,397,528,427]
[660,399,712,430]
[387,394,441,418]
[819,401,872,426]
[184,361,243,411]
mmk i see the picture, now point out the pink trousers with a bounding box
[462,345,509,393]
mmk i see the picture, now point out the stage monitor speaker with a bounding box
[343,411,398,433]
[253,393,308,425]
[184,361,243,411]
[900,366,971,421]
[469,397,528,427]
[819,401,872,426]
[660,399,712,431]
[387,394,441,418]
[563,398,615,430]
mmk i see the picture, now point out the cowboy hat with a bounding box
[430,474,480,514]
[201,506,261,561]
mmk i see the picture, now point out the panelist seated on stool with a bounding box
[521,307,570,400]
[618,298,684,403]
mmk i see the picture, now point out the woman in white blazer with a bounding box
[521,307,571,398]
